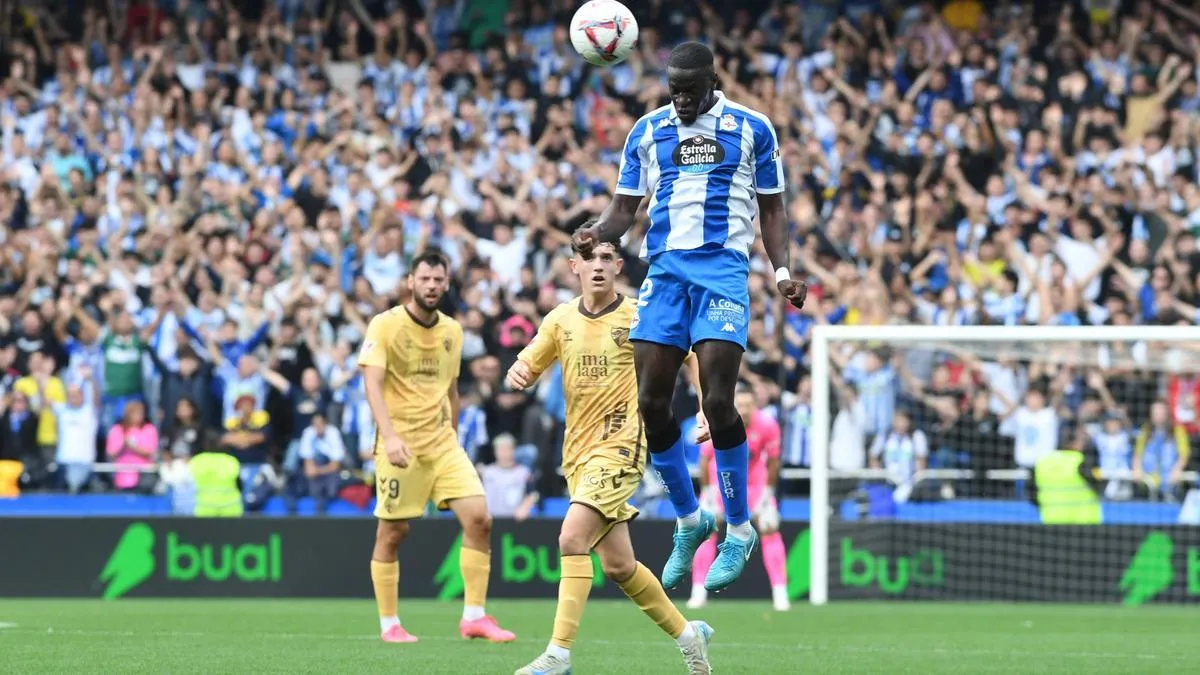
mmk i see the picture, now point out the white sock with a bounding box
[727,521,755,541]
[678,508,702,528]
[675,622,697,645]
[462,605,486,621]
[380,616,400,632]
[547,643,571,661]
[690,586,708,602]
[772,585,789,603]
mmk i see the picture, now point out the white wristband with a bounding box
[775,267,791,284]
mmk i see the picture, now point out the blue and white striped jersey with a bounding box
[615,92,784,259]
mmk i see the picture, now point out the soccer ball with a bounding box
[569,0,639,67]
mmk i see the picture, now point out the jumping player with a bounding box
[359,251,515,644]
[689,385,789,612]
[507,240,714,675]
[573,41,807,592]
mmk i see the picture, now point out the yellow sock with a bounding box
[617,562,688,639]
[460,546,491,610]
[370,560,399,623]
[550,555,595,649]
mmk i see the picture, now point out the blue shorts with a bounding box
[630,247,749,351]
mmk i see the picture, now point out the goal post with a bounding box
[807,324,1200,606]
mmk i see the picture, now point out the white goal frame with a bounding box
[807,324,1200,606]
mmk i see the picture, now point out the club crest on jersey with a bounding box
[610,327,629,347]
[673,135,725,175]
[442,338,452,352]
[719,114,737,132]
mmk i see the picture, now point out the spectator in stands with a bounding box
[829,372,867,473]
[52,367,100,494]
[458,386,490,463]
[216,354,269,425]
[163,398,205,463]
[1133,401,1191,501]
[5,308,62,374]
[839,347,897,450]
[950,389,1008,498]
[0,392,39,483]
[263,365,330,473]
[1008,387,1060,470]
[781,375,813,468]
[1166,368,1200,440]
[149,347,212,433]
[0,344,19,400]
[96,310,149,431]
[479,433,537,521]
[296,413,346,515]
[1094,411,1135,500]
[220,394,272,495]
[870,410,930,502]
[13,351,65,471]
[105,400,158,492]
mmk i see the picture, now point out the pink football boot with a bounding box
[380,625,419,643]
[459,616,516,643]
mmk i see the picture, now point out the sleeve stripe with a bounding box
[747,111,784,192]
[615,116,651,196]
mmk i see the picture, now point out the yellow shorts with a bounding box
[374,446,484,520]
[566,458,641,547]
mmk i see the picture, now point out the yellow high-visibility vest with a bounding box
[1034,450,1101,525]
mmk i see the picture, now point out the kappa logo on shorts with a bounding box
[610,327,629,347]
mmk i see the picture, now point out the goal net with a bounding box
[805,325,1200,605]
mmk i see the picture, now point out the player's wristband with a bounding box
[774,267,790,284]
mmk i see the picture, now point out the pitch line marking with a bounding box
[12,627,1170,661]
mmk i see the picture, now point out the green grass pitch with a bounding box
[0,599,1190,673]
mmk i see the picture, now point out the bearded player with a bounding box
[688,385,789,612]
[573,40,807,592]
[507,239,714,675]
[359,251,515,644]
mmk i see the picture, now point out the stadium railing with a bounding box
[773,467,1197,499]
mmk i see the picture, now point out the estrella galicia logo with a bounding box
[673,134,725,174]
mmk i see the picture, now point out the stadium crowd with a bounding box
[0,0,1198,510]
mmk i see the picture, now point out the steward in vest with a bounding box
[1029,424,1102,525]
[191,452,243,517]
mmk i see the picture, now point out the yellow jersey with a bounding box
[358,306,462,456]
[13,376,65,446]
[518,295,644,477]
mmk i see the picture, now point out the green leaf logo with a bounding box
[433,533,464,601]
[99,523,157,600]
[1119,531,1175,606]
[786,529,811,601]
